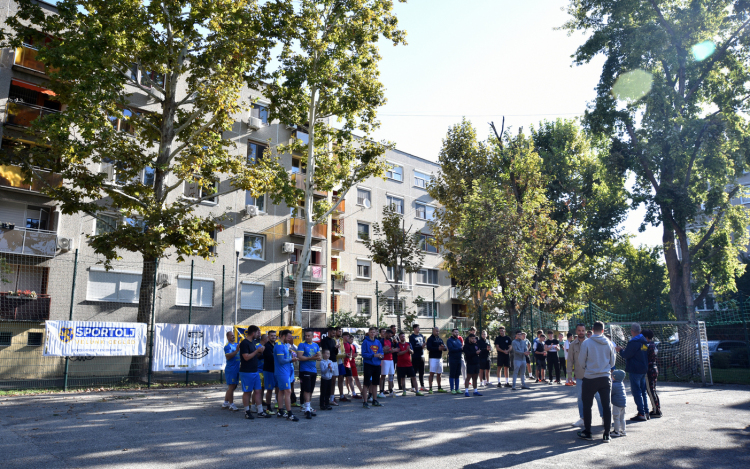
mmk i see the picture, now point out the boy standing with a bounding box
[511,332,531,390]
[319,349,334,411]
[576,321,616,443]
[535,334,547,382]
[462,333,482,396]
[611,368,627,437]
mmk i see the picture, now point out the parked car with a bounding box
[707,340,750,369]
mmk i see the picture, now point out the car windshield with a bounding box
[707,341,719,352]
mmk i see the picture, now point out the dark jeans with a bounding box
[320,378,331,409]
[582,376,612,434]
[547,355,560,382]
[413,356,425,387]
[560,357,567,379]
[449,358,462,379]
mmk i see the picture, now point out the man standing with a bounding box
[576,321,616,443]
[239,326,269,419]
[297,329,321,419]
[396,332,424,396]
[447,328,464,394]
[389,325,401,391]
[463,333,483,396]
[409,324,427,392]
[477,330,491,387]
[545,330,561,384]
[222,330,241,411]
[274,329,300,422]
[426,327,448,393]
[361,327,384,408]
[616,323,650,421]
[494,327,512,388]
[380,330,397,397]
[567,323,603,427]
[262,330,279,412]
[510,331,531,390]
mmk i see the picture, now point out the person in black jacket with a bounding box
[477,331,491,387]
[425,327,448,393]
[463,334,483,396]
[262,330,279,411]
[409,324,427,391]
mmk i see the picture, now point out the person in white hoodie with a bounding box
[576,321,616,444]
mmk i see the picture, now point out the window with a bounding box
[240,283,264,310]
[420,234,438,253]
[387,266,405,283]
[176,276,214,308]
[0,332,11,346]
[109,108,140,134]
[251,103,269,125]
[417,268,439,285]
[357,259,371,278]
[95,214,120,235]
[357,222,370,240]
[208,229,217,254]
[384,298,405,315]
[418,301,438,318]
[292,158,306,174]
[386,163,403,182]
[386,195,404,214]
[86,269,142,303]
[245,191,265,212]
[183,179,218,204]
[27,332,43,347]
[357,188,371,206]
[415,203,435,220]
[302,291,322,310]
[247,141,267,163]
[25,206,50,230]
[243,234,265,260]
[356,298,371,316]
[414,170,431,188]
[124,216,147,232]
[140,71,165,88]
[142,166,155,186]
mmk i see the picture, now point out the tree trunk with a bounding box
[662,212,694,321]
[129,256,157,382]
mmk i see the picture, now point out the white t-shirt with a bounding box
[563,340,570,360]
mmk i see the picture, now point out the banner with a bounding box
[44,320,147,357]
[152,324,231,372]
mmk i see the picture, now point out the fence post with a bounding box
[375,281,379,326]
[62,249,79,392]
[147,259,159,388]
[220,264,225,384]
[280,269,285,327]
[186,259,194,386]
[433,287,436,329]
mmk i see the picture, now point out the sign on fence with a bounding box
[43,320,147,357]
[152,324,230,372]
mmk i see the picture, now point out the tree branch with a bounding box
[688,186,739,257]
[625,121,660,191]
[683,121,710,189]
[102,182,148,208]
[168,112,218,161]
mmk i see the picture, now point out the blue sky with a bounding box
[370,0,662,248]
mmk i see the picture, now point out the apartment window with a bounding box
[357,222,370,240]
[417,268,438,285]
[245,192,265,212]
[183,179,218,204]
[384,298,405,315]
[140,70,165,88]
[124,216,147,233]
[247,141,267,163]
[95,214,120,235]
[357,188,371,206]
[0,332,11,346]
[243,234,265,260]
[108,108,140,134]
[420,234,438,253]
[176,276,214,307]
[25,206,50,230]
[302,291,322,311]
[386,195,404,214]
[27,332,43,347]
[357,259,371,279]
[386,163,403,182]
[292,158,306,174]
[414,170,431,188]
[241,282,264,310]
[418,301,438,318]
[86,269,142,303]
[208,229,217,254]
[356,298,371,316]
[415,203,435,220]
[251,103,269,125]
[387,266,405,283]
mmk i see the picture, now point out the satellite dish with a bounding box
[363,199,371,209]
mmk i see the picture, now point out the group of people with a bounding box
[220,321,663,434]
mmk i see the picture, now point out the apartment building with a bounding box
[0,0,464,357]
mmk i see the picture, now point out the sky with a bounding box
[370,0,663,248]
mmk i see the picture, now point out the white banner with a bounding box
[44,321,147,357]
[152,324,230,372]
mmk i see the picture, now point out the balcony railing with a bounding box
[0,293,51,321]
[331,237,345,251]
[289,263,327,283]
[0,227,58,257]
[290,172,327,197]
[331,218,344,237]
[289,217,327,239]
[332,197,345,216]
[5,101,59,128]
[14,44,57,75]
[0,164,62,192]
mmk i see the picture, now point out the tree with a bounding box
[362,205,425,333]
[564,0,750,320]
[0,0,280,378]
[255,0,406,326]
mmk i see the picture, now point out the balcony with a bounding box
[13,44,57,76]
[331,237,345,251]
[0,227,58,257]
[332,197,345,217]
[0,293,51,321]
[290,172,327,197]
[5,101,59,128]
[289,217,327,240]
[450,286,468,300]
[0,164,62,192]
[289,263,327,284]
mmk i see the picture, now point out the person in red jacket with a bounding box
[395,332,425,396]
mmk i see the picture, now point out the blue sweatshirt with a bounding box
[361,337,382,366]
[447,337,463,360]
[620,334,649,374]
[273,343,294,378]
[611,369,627,408]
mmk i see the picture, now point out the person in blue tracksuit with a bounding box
[447,328,464,394]
[360,327,384,408]
[274,329,299,422]
[615,323,650,420]
[221,330,240,411]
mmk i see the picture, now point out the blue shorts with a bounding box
[338,363,346,376]
[275,373,291,390]
[225,365,240,386]
[239,372,261,392]
[263,371,277,390]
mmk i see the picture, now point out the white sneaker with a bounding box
[610,430,621,437]
[250,405,257,413]
[221,402,230,409]
[573,418,583,427]
[228,403,240,411]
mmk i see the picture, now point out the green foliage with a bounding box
[329,311,371,329]
[563,0,750,319]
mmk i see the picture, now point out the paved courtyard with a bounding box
[1,380,749,468]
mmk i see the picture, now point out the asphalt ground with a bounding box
[1,378,749,468]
